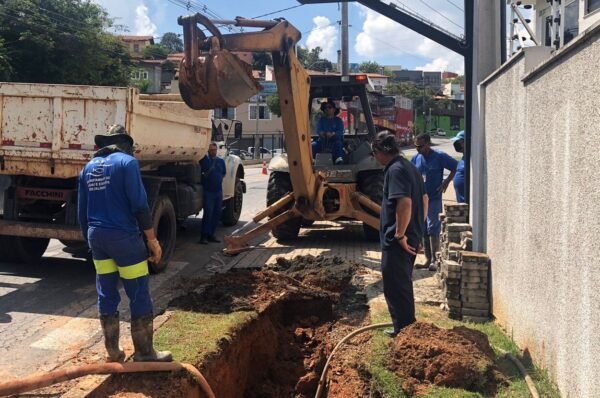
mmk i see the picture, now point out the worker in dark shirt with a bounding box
[452,131,466,203]
[312,99,345,164]
[78,125,171,362]
[199,143,226,244]
[372,131,428,337]
[411,133,457,271]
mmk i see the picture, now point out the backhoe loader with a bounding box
[177,13,384,254]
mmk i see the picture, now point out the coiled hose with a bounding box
[0,362,215,398]
[314,323,540,398]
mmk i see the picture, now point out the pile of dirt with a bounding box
[388,322,506,396]
[270,254,359,293]
[169,268,328,314]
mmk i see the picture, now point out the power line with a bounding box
[444,0,464,12]
[252,4,304,19]
[415,0,464,30]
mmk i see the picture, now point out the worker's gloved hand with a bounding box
[147,239,162,264]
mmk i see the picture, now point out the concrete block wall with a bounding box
[480,23,600,397]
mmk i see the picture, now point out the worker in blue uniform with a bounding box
[78,125,171,363]
[199,143,226,244]
[312,99,345,165]
[452,131,466,203]
[411,133,457,271]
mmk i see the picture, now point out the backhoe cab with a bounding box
[177,13,384,254]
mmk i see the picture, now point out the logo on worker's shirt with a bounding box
[86,163,113,192]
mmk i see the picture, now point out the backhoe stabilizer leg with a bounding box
[223,209,299,255]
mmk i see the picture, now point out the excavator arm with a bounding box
[178,14,317,205]
[178,14,380,254]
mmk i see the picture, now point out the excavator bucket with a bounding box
[178,14,262,110]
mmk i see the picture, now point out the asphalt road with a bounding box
[0,167,269,382]
[0,139,459,383]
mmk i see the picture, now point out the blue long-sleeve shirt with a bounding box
[78,152,150,238]
[316,116,344,142]
[411,149,458,201]
[200,154,226,193]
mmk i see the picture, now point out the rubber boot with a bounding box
[131,314,172,362]
[100,313,125,362]
[428,236,440,272]
[419,236,432,269]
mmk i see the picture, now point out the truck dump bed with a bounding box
[0,83,212,179]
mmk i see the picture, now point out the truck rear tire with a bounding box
[222,178,243,226]
[358,171,384,242]
[267,172,300,241]
[7,236,50,265]
[149,196,176,274]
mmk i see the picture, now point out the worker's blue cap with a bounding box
[453,130,465,141]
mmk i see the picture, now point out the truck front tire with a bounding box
[267,172,300,241]
[148,196,176,274]
[0,236,50,265]
[222,178,243,226]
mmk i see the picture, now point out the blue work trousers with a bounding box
[426,196,443,236]
[312,138,344,160]
[202,190,223,237]
[88,227,153,319]
[381,246,416,332]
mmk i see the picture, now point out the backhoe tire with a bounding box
[148,196,176,274]
[358,171,384,242]
[222,178,243,226]
[9,236,50,265]
[267,172,300,241]
[301,219,315,227]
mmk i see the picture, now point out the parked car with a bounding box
[272,148,284,156]
[230,148,247,160]
[429,128,446,136]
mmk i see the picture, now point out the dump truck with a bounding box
[0,83,246,271]
[176,14,384,254]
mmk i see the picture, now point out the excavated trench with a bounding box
[89,256,370,398]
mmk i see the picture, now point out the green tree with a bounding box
[252,52,272,70]
[159,32,183,53]
[295,46,333,72]
[359,61,383,74]
[0,0,131,86]
[388,82,436,115]
[0,39,13,81]
[450,75,464,84]
[266,93,281,117]
[143,44,168,60]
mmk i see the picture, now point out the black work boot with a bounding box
[429,236,440,272]
[131,314,172,362]
[198,235,208,245]
[100,313,125,362]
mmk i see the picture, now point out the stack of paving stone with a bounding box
[437,203,490,322]
[458,251,491,323]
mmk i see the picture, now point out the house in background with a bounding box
[120,35,176,94]
[120,36,154,59]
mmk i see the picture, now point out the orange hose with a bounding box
[0,362,215,398]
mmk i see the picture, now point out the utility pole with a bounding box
[341,2,349,79]
[254,94,260,159]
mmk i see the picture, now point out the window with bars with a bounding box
[214,107,236,119]
[130,70,148,80]
[249,104,272,120]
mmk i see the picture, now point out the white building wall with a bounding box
[481,24,600,398]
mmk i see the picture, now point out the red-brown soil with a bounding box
[389,322,506,396]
